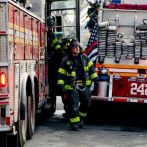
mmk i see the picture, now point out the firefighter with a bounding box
[47,16,66,114]
[61,38,85,118]
[57,38,99,131]
[61,38,72,118]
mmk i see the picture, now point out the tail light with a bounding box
[10,109,14,115]
[0,72,6,87]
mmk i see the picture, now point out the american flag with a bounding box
[85,22,98,64]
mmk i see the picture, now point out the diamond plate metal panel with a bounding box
[0,3,6,31]
[40,64,43,83]
[22,63,27,73]
[1,117,5,125]
[0,36,7,62]
[39,63,45,91]
[102,56,147,66]
[0,67,8,93]
[31,62,35,72]
[1,105,6,125]
[14,64,19,122]
[20,62,27,75]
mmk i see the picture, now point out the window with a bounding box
[51,0,76,10]
[50,0,76,38]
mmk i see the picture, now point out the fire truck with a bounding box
[0,0,52,146]
[92,0,147,105]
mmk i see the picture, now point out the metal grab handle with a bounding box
[113,74,121,80]
[119,79,123,88]
[143,19,147,25]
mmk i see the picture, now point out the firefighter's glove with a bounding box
[63,94,67,100]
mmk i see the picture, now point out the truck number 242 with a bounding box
[130,83,147,95]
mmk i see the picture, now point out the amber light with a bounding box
[0,72,6,87]
[10,109,14,115]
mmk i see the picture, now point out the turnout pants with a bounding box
[66,86,91,125]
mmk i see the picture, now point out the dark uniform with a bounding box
[58,38,98,131]
[61,38,85,118]
[47,16,66,114]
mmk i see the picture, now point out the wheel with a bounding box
[48,89,57,115]
[41,99,56,118]
[19,96,27,147]
[27,94,35,140]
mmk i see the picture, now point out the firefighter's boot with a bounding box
[79,120,84,129]
[62,113,67,117]
[71,123,79,131]
[79,116,85,129]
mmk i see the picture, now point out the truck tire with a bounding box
[27,94,35,140]
[19,96,27,147]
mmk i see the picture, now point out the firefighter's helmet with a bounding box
[47,16,55,26]
[69,38,80,49]
[66,38,73,50]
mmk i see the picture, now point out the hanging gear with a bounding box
[47,15,66,115]
[47,16,55,26]
[86,0,100,6]
[85,0,101,30]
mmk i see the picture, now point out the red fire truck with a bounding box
[92,1,147,104]
[0,0,51,146]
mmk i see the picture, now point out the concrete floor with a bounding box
[56,96,64,110]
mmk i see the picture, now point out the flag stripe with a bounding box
[85,22,98,64]
[88,51,98,61]
[85,41,97,54]
[90,56,97,62]
[88,48,98,58]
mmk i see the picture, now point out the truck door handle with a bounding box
[119,79,123,88]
